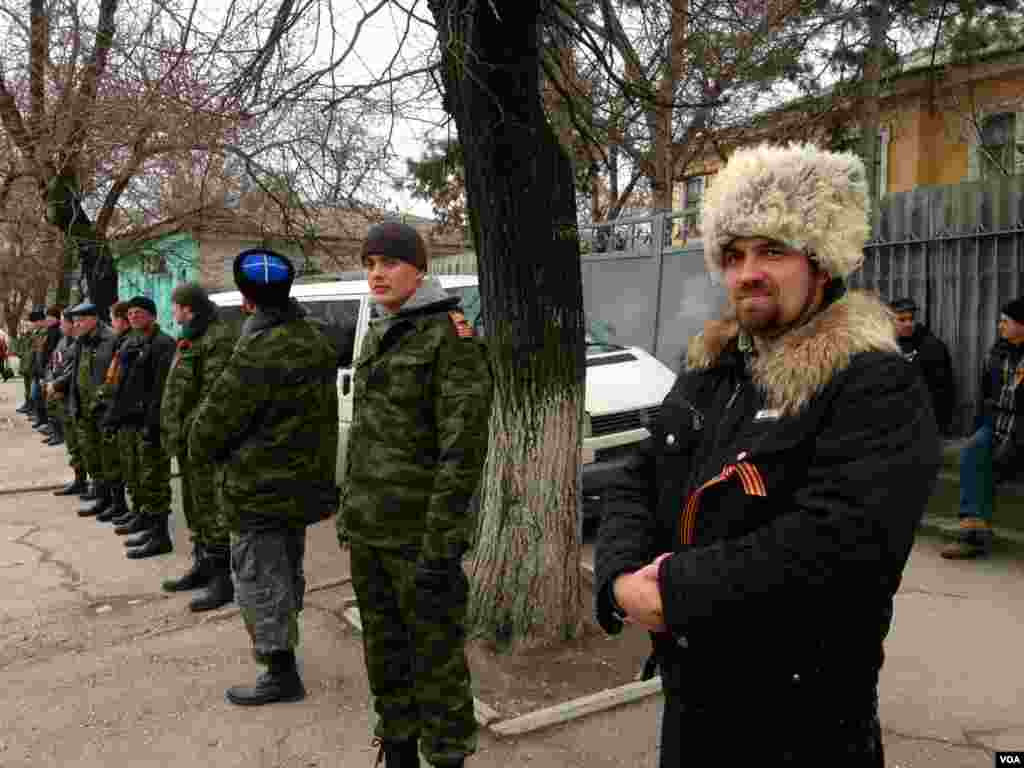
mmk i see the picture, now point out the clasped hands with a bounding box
[612,552,671,633]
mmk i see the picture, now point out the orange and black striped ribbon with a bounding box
[680,462,767,546]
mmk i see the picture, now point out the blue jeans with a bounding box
[959,419,994,523]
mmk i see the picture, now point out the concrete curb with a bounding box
[339,605,660,734]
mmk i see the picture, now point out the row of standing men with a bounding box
[14,288,239,611]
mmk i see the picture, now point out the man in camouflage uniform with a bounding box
[82,301,134,521]
[341,222,492,768]
[21,309,47,423]
[14,313,43,414]
[65,302,117,506]
[104,296,176,559]
[42,312,76,448]
[33,306,64,435]
[50,310,88,494]
[190,249,338,706]
[161,282,239,612]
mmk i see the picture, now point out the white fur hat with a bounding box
[700,142,870,279]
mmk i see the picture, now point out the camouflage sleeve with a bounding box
[187,337,269,466]
[201,323,239,392]
[421,333,493,562]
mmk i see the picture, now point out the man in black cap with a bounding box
[21,309,47,424]
[31,306,64,434]
[105,295,176,558]
[64,302,117,502]
[49,310,88,493]
[944,296,1024,559]
[890,298,955,434]
[189,248,338,706]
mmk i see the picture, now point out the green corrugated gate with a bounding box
[115,232,199,338]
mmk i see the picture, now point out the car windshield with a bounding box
[445,284,626,353]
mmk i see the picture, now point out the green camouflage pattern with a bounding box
[74,407,103,482]
[188,305,339,530]
[350,544,477,763]
[230,528,306,658]
[98,429,123,485]
[64,409,83,475]
[161,312,237,547]
[118,426,141,509]
[135,429,172,517]
[161,314,238,457]
[179,452,231,546]
[340,309,492,562]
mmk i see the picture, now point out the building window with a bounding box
[681,175,705,241]
[980,112,1018,178]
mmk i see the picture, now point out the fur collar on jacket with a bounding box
[686,291,898,415]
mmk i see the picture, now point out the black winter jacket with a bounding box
[105,325,176,436]
[67,324,117,419]
[898,324,955,433]
[595,292,940,716]
[35,325,62,379]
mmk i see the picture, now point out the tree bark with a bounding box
[428,0,585,649]
[860,0,890,206]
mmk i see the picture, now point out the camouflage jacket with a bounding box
[188,300,339,531]
[67,324,116,418]
[21,328,46,375]
[341,284,493,562]
[161,309,239,458]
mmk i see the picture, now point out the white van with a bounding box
[209,274,677,517]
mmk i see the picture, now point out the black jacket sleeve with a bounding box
[657,355,940,641]
[918,334,955,433]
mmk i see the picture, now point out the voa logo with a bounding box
[998,756,1022,765]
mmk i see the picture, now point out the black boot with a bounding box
[189,548,233,611]
[15,403,30,414]
[79,481,99,501]
[97,484,127,523]
[124,526,152,547]
[110,506,135,526]
[225,651,305,706]
[54,474,89,496]
[126,515,173,559]
[45,432,65,446]
[78,482,111,518]
[162,544,212,592]
[115,512,147,536]
[374,738,421,768]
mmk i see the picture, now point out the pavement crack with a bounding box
[898,587,970,599]
[881,727,989,752]
[12,525,83,593]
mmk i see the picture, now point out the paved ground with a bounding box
[1,380,1022,767]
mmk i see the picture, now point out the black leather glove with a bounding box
[143,424,161,447]
[414,558,469,618]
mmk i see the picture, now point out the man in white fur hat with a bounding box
[594,143,940,766]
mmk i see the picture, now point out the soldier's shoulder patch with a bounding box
[448,311,475,338]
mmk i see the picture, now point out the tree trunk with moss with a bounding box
[428,0,586,649]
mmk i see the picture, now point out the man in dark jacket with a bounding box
[342,223,492,768]
[160,282,239,612]
[595,143,940,768]
[891,297,956,434]
[83,301,134,521]
[31,306,63,431]
[64,302,117,506]
[42,312,76,448]
[50,311,87,493]
[105,296,177,559]
[942,297,1024,559]
[190,249,338,706]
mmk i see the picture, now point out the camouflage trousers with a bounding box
[178,452,230,548]
[230,527,306,662]
[136,431,171,517]
[21,370,31,402]
[118,426,141,508]
[349,545,477,765]
[98,428,124,486]
[74,407,104,483]
[63,408,84,476]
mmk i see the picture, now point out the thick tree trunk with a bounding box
[860,0,890,205]
[45,170,117,318]
[429,0,586,649]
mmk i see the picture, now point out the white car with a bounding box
[210,274,677,518]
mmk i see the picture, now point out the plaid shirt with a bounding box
[991,346,1024,445]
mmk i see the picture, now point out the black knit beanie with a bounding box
[1003,297,1024,324]
[361,222,429,271]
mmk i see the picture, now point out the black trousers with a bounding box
[659,691,883,768]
